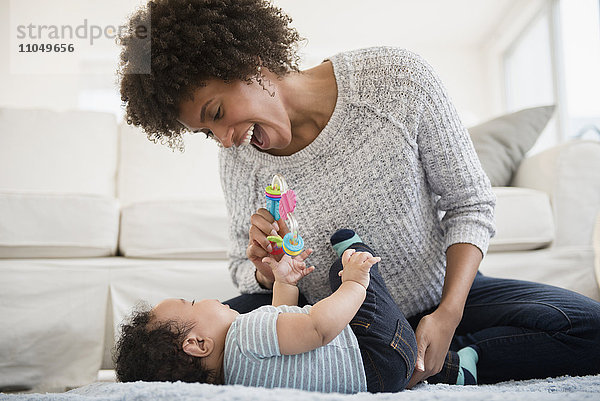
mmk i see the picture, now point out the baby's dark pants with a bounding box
[329,243,417,393]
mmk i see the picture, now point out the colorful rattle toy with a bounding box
[265,174,304,256]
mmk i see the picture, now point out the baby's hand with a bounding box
[262,248,315,286]
[339,249,381,289]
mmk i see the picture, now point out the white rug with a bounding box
[1,375,599,401]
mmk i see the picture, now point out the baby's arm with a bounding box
[262,249,314,307]
[276,250,380,355]
[272,281,300,307]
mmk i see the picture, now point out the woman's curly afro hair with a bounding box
[113,303,217,384]
[118,0,302,151]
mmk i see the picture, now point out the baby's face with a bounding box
[152,298,239,330]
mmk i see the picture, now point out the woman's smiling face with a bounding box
[177,78,293,150]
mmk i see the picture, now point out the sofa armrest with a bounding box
[512,140,600,247]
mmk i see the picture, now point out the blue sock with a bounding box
[330,229,363,257]
[456,346,479,385]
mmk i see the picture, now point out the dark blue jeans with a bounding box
[410,271,600,384]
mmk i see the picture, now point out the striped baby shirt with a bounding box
[223,304,367,393]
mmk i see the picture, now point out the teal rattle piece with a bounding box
[283,231,304,256]
[265,174,304,256]
[265,186,282,221]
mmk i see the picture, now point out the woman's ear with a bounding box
[182,336,214,358]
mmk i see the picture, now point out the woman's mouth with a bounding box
[240,123,269,149]
[241,124,255,146]
[251,124,269,149]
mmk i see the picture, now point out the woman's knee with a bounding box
[575,299,600,343]
[565,299,600,373]
[553,296,600,367]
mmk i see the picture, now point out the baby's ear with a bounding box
[182,336,214,358]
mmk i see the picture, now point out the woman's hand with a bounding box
[262,248,315,286]
[247,208,289,288]
[406,308,460,388]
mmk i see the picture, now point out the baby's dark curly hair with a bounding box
[118,0,302,152]
[113,304,217,383]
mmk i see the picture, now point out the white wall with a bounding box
[0,0,144,115]
[0,0,536,127]
[273,0,521,125]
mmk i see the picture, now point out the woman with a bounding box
[118,0,600,388]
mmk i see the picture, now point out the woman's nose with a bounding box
[213,125,235,148]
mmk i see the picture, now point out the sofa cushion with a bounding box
[119,199,228,259]
[469,105,555,186]
[481,247,598,301]
[489,187,554,252]
[512,140,600,248]
[0,259,109,392]
[0,108,117,196]
[0,191,119,258]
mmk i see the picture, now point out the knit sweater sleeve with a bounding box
[402,51,496,255]
[219,151,272,295]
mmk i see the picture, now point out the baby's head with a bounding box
[113,298,238,384]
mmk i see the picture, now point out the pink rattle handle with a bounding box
[279,190,296,221]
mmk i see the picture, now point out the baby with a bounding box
[114,230,477,393]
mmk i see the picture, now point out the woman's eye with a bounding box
[214,107,222,121]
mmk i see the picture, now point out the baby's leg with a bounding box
[329,229,417,393]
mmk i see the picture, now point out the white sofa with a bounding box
[1,108,599,393]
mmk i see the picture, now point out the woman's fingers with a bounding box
[407,368,427,389]
[406,332,429,388]
[276,216,290,237]
[250,210,279,237]
[246,238,269,260]
[416,337,427,373]
[257,208,280,229]
[249,226,274,252]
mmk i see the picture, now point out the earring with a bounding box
[256,65,275,97]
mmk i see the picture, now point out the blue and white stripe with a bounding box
[223,305,367,394]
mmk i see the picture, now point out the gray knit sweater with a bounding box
[219,47,496,317]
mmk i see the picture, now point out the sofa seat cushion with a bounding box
[0,191,119,258]
[0,259,109,392]
[480,246,598,301]
[119,199,228,259]
[489,187,554,252]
